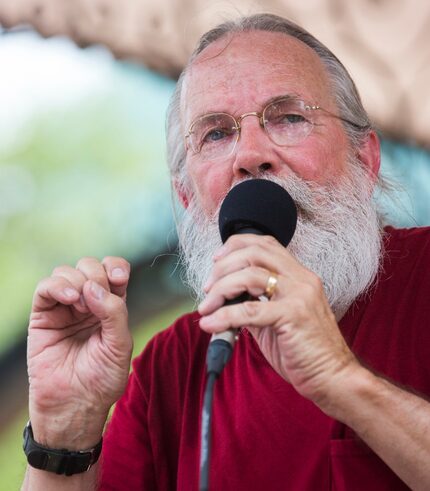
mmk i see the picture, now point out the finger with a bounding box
[32,276,80,312]
[205,244,283,292]
[207,235,302,290]
[76,257,110,291]
[101,256,131,299]
[200,299,281,333]
[199,266,272,315]
[30,304,82,329]
[214,234,283,260]
[82,280,132,353]
[51,265,87,287]
[51,265,89,314]
[200,273,329,333]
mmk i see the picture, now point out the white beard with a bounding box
[177,160,383,319]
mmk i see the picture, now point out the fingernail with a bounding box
[111,267,127,278]
[90,281,105,300]
[64,287,78,298]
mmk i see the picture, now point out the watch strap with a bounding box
[23,421,102,476]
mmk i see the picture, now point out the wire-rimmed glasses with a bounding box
[185,95,368,161]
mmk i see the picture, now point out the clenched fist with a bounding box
[27,256,133,451]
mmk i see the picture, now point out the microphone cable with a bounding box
[199,329,237,491]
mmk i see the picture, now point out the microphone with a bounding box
[206,179,297,374]
[199,179,298,491]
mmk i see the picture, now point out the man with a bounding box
[22,14,430,491]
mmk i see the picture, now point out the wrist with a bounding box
[29,410,108,450]
[23,421,102,476]
[317,361,377,422]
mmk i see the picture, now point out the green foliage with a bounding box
[0,64,176,356]
[0,409,28,491]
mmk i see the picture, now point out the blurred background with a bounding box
[0,1,429,489]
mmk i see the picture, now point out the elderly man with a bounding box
[22,14,430,491]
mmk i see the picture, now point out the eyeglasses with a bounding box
[185,96,368,161]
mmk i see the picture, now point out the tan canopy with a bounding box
[1,0,429,146]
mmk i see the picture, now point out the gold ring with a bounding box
[264,272,278,300]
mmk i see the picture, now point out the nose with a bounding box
[231,115,281,178]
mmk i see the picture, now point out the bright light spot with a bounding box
[0,31,116,150]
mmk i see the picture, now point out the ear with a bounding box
[173,179,191,209]
[356,130,381,182]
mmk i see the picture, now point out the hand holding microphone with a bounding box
[200,178,297,375]
[199,178,358,406]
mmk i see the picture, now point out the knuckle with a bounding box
[250,267,265,286]
[102,256,115,262]
[37,276,51,288]
[288,296,308,318]
[51,264,73,276]
[255,265,268,277]
[305,273,324,296]
[241,300,260,319]
[216,308,228,322]
[102,256,130,269]
[299,284,318,307]
[33,276,64,304]
[77,257,109,285]
[249,245,263,260]
[210,261,222,277]
[226,235,240,247]
[34,276,51,294]
[101,301,127,324]
[263,235,278,247]
[76,256,99,268]
[106,293,127,315]
[90,271,109,285]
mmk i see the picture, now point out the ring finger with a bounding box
[199,266,280,316]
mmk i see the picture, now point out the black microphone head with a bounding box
[218,179,297,247]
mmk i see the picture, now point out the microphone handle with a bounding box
[209,291,251,346]
[209,226,264,347]
[210,329,238,345]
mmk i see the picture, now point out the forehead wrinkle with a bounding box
[189,30,331,91]
[181,30,335,128]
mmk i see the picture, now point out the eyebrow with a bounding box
[262,93,301,107]
[188,93,305,127]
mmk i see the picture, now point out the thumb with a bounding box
[83,280,131,351]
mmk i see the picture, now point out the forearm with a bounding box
[22,464,99,491]
[322,365,430,490]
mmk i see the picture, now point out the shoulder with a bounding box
[382,225,430,272]
[384,225,430,250]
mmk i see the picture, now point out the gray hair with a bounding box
[166,13,373,195]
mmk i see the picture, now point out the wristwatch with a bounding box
[23,421,103,476]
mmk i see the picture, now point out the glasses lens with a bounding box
[189,113,238,159]
[263,98,313,146]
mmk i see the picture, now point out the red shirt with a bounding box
[100,227,430,490]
